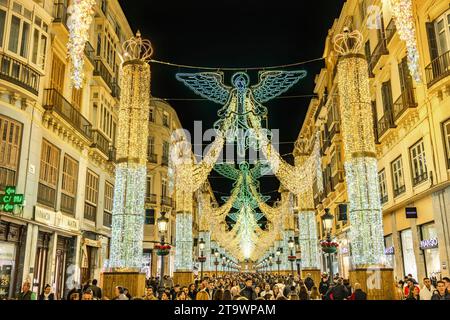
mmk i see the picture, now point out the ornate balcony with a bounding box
[393,185,406,198]
[91,129,110,157]
[103,211,112,228]
[147,153,158,164]
[425,50,450,88]
[385,19,397,44]
[145,193,157,204]
[84,42,95,66]
[369,38,388,72]
[413,172,428,187]
[377,113,396,138]
[380,195,388,205]
[161,196,173,207]
[331,170,345,189]
[0,52,40,96]
[43,89,93,140]
[53,2,68,29]
[108,146,116,162]
[392,87,417,122]
[329,122,340,142]
[94,58,120,97]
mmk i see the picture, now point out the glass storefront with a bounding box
[384,234,395,269]
[400,229,417,280]
[0,242,15,299]
[420,223,441,279]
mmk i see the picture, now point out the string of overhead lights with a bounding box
[149,56,324,71]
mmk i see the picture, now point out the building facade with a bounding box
[295,0,450,282]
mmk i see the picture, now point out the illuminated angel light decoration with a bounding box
[66,0,96,89]
[176,70,306,158]
[334,29,385,266]
[389,0,421,82]
[109,33,153,269]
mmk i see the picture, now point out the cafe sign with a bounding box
[420,238,438,250]
[0,186,24,213]
[34,206,79,232]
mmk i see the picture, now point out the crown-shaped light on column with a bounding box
[122,30,154,62]
[333,28,363,56]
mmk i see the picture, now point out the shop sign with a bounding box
[83,238,102,247]
[420,238,438,250]
[34,206,79,232]
[0,186,24,213]
[385,246,395,255]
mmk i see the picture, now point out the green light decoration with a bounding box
[0,186,24,213]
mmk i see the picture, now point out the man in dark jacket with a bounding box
[240,278,257,300]
[17,282,36,300]
[319,274,330,297]
[431,281,450,300]
[304,274,315,291]
[327,278,349,300]
[89,279,102,299]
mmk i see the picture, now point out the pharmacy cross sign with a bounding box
[0,186,24,213]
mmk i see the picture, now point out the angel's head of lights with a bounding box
[232,72,250,90]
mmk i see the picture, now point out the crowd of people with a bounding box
[13,272,450,300]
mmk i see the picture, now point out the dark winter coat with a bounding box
[240,286,257,300]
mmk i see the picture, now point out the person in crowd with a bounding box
[17,281,36,300]
[443,277,450,292]
[431,280,450,300]
[170,284,181,300]
[419,277,435,300]
[273,284,281,299]
[304,273,315,292]
[66,281,82,300]
[160,291,170,300]
[289,293,299,300]
[123,287,132,299]
[113,286,128,300]
[240,278,257,300]
[213,288,224,300]
[142,287,158,300]
[89,279,102,299]
[298,285,309,300]
[318,274,330,299]
[261,283,273,297]
[223,289,232,300]
[404,279,419,297]
[176,291,187,300]
[395,280,405,300]
[69,292,80,300]
[343,278,352,298]
[407,274,418,285]
[326,278,349,300]
[38,284,55,300]
[309,286,321,300]
[82,280,91,293]
[349,283,366,300]
[81,288,94,300]
[405,286,421,300]
[254,285,261,298]
[196,290,210,300]
[188,283,197,300]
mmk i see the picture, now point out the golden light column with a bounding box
[108,32,152,269]
[334,29,394,299]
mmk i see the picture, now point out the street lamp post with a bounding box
[321,208,335,280]
[198,238,205,281]
[157,212,169,293]
[214,251,220,277]
[276,250,281,274]
[288,237,295,276]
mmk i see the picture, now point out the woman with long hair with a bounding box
[38,284,55,300]
[309,286,321,300]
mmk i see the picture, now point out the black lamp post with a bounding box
[288,237,295,276]
[222,255,226,273]
[275,250,281,274]
[198,238,205,281]
[321,208,335,280]
[296,246,302,277]
[214,250,220,277]
[157,212,169,293]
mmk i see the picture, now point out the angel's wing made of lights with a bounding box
[251,70,307,103]
[175,72,231,105]
[213,163,240,180]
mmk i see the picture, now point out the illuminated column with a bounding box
[334,30,385,267]
[174,212,193,271]
[109,33,152,270]
[298,210,319,269]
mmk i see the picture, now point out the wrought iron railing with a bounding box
[385,19,397,44]
[393,185,406,197]
[392,87,417,121]
[369,38,388,71]
[84,41,95,66]
[380,194,388,205]
[377,113,396,138]
[53,2,68,28]
[148,153,158,164]
[0,52,40,95]
[43,89,93,140]
[145,193,157,204]
[161,196,173,207]
[161,155,169,166]
[91,129,110,156]
[425,50,450,88]
[412,172,428,186]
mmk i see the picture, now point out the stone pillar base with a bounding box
[349,267,395,300]
[100,271,146,299]
[173,271,193,287]
[301,268,321,287]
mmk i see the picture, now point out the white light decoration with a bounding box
[175,213,193,271]
[298,210,319,269]
[66,0,96,89]
[108,33,152,270]
[390,0,421,82]
[334,30,385,267]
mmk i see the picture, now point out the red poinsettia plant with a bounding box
[198,256,207,263]
[320,240,339,248]
[288,255,297,261]
[154,244,171,250]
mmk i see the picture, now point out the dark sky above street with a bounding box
[119,0,346,204]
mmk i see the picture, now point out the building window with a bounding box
[147,136,155,157]
[103,182,113,228]
[38,140,60,208]
[378,169,388,204]
[50,54,65,93]
[435,10,450,56]
[0,7,6,48]
[391,156,405,197]
[71,88,83,110]
[149,107,155,122]
[400,229,418,281]
[420,223,441,278]
[0,115,22,190]
[409,139,427,186]
[162,141,169,165]
[146,176,152,197]
[60,155,78,215]
[384,234,395,269]
[84,170,99,222]
[442,119,450,168]
[161,178,168,198]
[144,209,155,225]
[30,15,48,70]
[162,112,169,128]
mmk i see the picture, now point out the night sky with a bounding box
[119,0,346,204]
